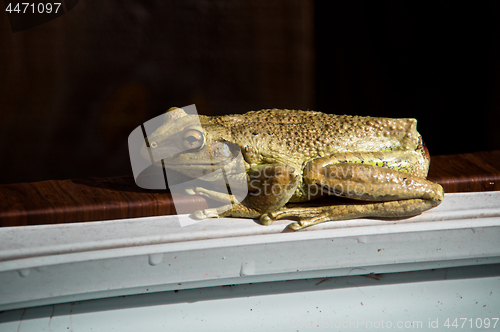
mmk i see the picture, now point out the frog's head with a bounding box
[141,107,243,178]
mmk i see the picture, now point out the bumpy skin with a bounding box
[143,108,444,230]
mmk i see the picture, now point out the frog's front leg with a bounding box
[263,161,444,230]
[193,164,299,221]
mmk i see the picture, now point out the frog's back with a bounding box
[212,109,422,155]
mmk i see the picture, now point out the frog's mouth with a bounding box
[157,150,229,168]
[163,150,247,180]
[141,134,247,181]
[161,141,243,166]
[161,157,241,170]
[159,160,216,168]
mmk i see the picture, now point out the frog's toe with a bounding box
[288,222,303,231]
[288,218,325,231]
[259,213,275,225]
[185,187,196,195]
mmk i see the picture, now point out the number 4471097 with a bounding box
[444,318,499,329]
[5,3,61,14]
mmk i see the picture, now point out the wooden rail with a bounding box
[1,151,499,227]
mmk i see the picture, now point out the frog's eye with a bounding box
[182,129,204,150]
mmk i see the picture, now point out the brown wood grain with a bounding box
[1,151,499,227]
[0,177,208,227]
[428,150,500,192]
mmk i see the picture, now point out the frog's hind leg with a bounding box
[261,162,444,230]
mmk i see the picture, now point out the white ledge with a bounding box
[0,191,499,311]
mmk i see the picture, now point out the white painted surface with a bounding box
[1,266,499,331]
[2,191,499,262]
[0,192,499,330]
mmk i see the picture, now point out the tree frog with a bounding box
[142,107,443,230]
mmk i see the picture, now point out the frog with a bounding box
[141,107,444,230]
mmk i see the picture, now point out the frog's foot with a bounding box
[193,209,218,219]
[260,205,325,229]
[185,187,243,204]
[264,199,437,230]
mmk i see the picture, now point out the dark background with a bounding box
[1,0,499,185]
